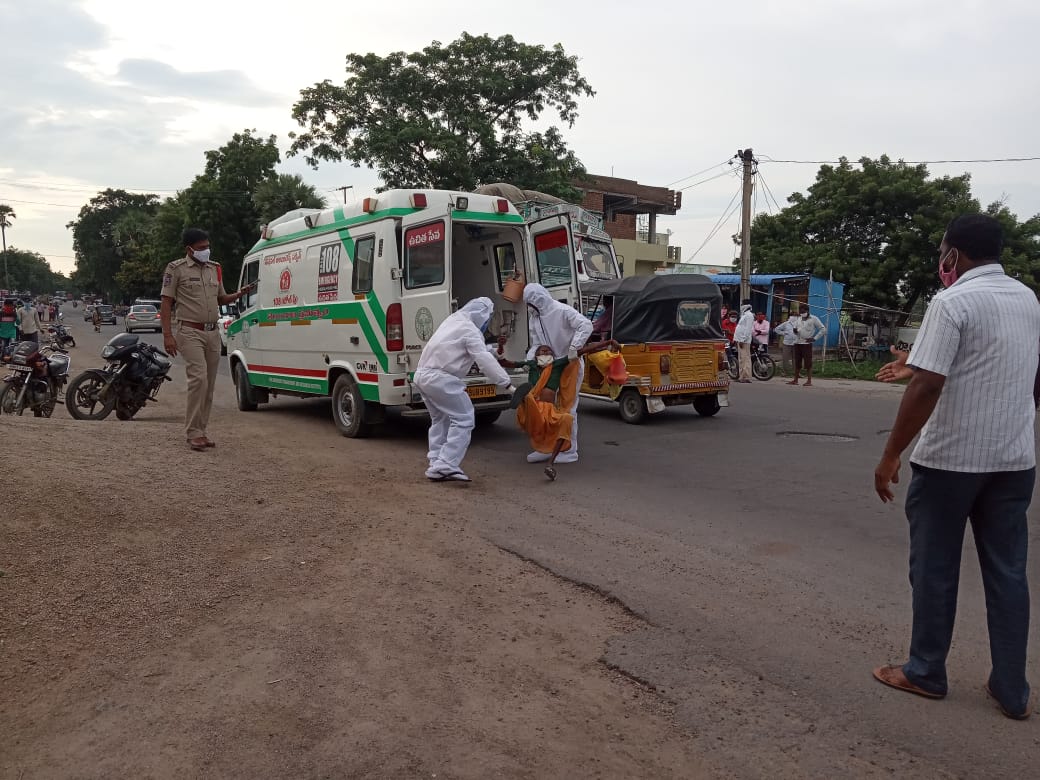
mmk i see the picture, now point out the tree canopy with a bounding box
[289,33,595,199]
[750,156,1040,314]
[67,131,325,301]
[0,247,69,293]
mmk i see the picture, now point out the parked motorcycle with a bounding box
[0,341,72,417]
[48,316,76,349]
[65,333,172,421]
[726,341,776,381]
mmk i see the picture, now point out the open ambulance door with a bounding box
[528,215,580,311]
[398,210,452,363]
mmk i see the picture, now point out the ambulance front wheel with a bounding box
[332,374,373,438]
[234,362,259,412]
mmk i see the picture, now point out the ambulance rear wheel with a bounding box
[475,410,501,427]
[332,374,372,438]
[234,362,258,412]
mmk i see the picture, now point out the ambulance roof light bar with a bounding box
[362,197,378,213]
[409,193,428,208]
[495,199,509,213]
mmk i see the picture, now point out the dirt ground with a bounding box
[0,366,705,778]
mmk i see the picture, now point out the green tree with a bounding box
[752,157,980,315]
[0,204,16,290]
[252,173,327,225]
[0,247,64,293]
[982,200,1040,290]
[69,190,160,302]
[289,33,594,199]
[180,129,280,285]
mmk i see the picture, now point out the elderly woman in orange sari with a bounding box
[499,340,619,480]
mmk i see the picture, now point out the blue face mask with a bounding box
[480,319,490,334]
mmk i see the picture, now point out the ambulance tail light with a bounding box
[409,193,428,208]
[386,303,404,352]
[495,199,510,214]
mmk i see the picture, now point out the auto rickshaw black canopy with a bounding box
[583,274,724,343]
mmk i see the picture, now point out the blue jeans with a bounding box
[903,463,1034,714]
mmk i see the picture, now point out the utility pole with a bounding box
[336,185,353,205]
[737,148,755,302]
[0,217,9,292]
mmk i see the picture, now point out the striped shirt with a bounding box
[908,264,1040,472]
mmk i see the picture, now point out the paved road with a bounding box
[63,310,1039,777]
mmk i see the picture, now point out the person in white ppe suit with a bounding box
[523,284,593,464]
[414,298,513,482]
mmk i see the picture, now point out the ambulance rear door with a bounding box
[397,210,452,366]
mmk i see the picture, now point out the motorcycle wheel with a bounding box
[68,338,76,348]
[753,354,776,381]
[0,380,25,415]
[65,372,116,420]
[727,354,739,381]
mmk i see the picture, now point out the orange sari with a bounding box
[515,360,579,454]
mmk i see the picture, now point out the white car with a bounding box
[218,303,237,355]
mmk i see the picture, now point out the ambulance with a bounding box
[226,189,619,437]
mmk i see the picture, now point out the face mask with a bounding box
[479,319,490,334]
[536,355,554,367]
[191,248,211,263]
[801,314,809,320]
[938,249,959,288]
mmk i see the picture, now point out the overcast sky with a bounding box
[2,0,1038,278]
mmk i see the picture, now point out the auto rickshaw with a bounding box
[580,274,730,424]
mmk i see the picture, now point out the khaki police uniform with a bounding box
[161,255,226,441]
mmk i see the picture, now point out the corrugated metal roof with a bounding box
[709,274,808,285]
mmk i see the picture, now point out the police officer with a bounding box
[160,228,254,452]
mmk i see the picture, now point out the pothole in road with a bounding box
[776,431,859,442]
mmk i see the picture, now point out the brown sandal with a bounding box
[985,684,1032,720]
[872,665,945,699]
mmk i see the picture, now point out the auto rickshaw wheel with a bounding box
[618,389,647,424]
[693,394,721,417]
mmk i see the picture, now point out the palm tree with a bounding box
[252,174,327,224]
[0,204,15,291]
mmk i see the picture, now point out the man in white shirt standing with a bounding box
[787,308,827,386]
[732,300,755,383]
[873,214,1040,720]
[773,311,799,377]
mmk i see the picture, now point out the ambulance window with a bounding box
[534,228,573,288]
[404,222,446,288]
[493,244,518,289]
[240,259,260,310]
[352,236,376,294]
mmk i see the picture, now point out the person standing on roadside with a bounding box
[773,311,799,376]
[732,300,755,383]
[160,228,254,453]
[872,214,1040,720]
[0,299,18,354]
[787,308,826,386]
[17,299,41,345]
[752,312,770,349]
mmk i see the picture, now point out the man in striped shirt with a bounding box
[873,214,1040,720]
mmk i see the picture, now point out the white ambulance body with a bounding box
[226,189,590,436]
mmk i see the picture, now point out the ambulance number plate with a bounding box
[466,384,496,399]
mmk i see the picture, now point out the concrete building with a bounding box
[575,175,682,276]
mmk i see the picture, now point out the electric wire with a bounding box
[686,182,744,263]
[667,158,735,187]
[758,155,1040,165]
[756,169,784,213]
[677,167,740,192]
